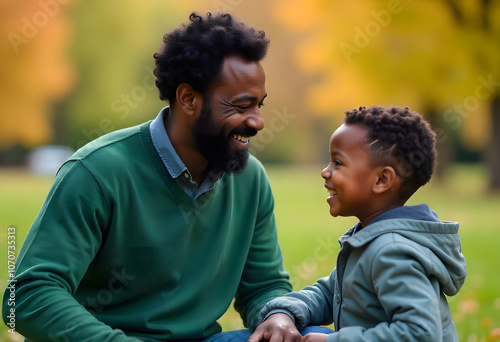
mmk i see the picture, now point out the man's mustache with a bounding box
[230,127,258,138]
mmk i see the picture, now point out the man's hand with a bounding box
[247,313,301,342]
[300,333,328,342]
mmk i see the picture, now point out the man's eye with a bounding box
[235,105,250,110]
[258,103,265,108]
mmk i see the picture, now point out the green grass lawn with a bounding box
[1,163,499,341]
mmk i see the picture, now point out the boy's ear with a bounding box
[373,166,398,194]
[175,83,202,116]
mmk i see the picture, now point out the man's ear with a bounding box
[373,166,397,194]
[176,83,202,116]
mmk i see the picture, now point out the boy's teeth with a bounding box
[328,189,337,196]
[232,134,250,143]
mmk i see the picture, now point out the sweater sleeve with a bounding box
[2,161,141,342]
[259,270,336,330]
[233,161,292,331]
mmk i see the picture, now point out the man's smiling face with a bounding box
[192,55,267,174]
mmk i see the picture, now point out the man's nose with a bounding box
[246,108,264,132]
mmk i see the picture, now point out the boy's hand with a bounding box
[247,313,301,342]
[300,333,328,342]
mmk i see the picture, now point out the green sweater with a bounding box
[3,122,291,341]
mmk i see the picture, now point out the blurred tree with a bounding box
[272,0,499,188]
[0,0,76,149]
[61,1,192,150]
[61,0,319,164]
[440,0,500,189]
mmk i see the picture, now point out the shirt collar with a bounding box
[150,107,187,179]
[149,107,221,198]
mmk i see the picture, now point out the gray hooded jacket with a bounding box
[259,204,467,341]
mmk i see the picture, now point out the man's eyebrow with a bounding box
[233,93,268,102]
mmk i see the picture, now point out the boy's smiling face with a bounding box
[321,124,380,222]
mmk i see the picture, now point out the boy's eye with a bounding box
[334,159,343,166]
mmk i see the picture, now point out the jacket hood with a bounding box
[345,204,467,296]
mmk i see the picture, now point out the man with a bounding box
[2,12,291,341]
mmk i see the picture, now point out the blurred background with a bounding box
[1,0,499,179]
[1,0,500,341]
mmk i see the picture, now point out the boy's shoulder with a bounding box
[345,204,458,250]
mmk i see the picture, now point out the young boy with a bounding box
[248,105,467,342]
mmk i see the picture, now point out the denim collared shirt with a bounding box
[149,107,219,198]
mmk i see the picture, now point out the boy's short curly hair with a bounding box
[344,105,437,199]
[153,12,270,106]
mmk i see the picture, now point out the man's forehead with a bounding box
[218,56,265,82]
[208,56,266,100]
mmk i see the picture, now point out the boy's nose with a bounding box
[321,167,330,179]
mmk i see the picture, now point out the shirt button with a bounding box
[183,172,189,179]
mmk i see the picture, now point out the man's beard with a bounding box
[191,100,256,175]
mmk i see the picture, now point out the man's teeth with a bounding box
[232,134,250,143]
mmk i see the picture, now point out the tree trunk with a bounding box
[426,107,454,179]
[487,97,500,190]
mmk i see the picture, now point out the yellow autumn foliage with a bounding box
[0,0,76,148]
[272,0,499,150]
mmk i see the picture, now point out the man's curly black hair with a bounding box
[344,105,437,199]
[153,12,269,106]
